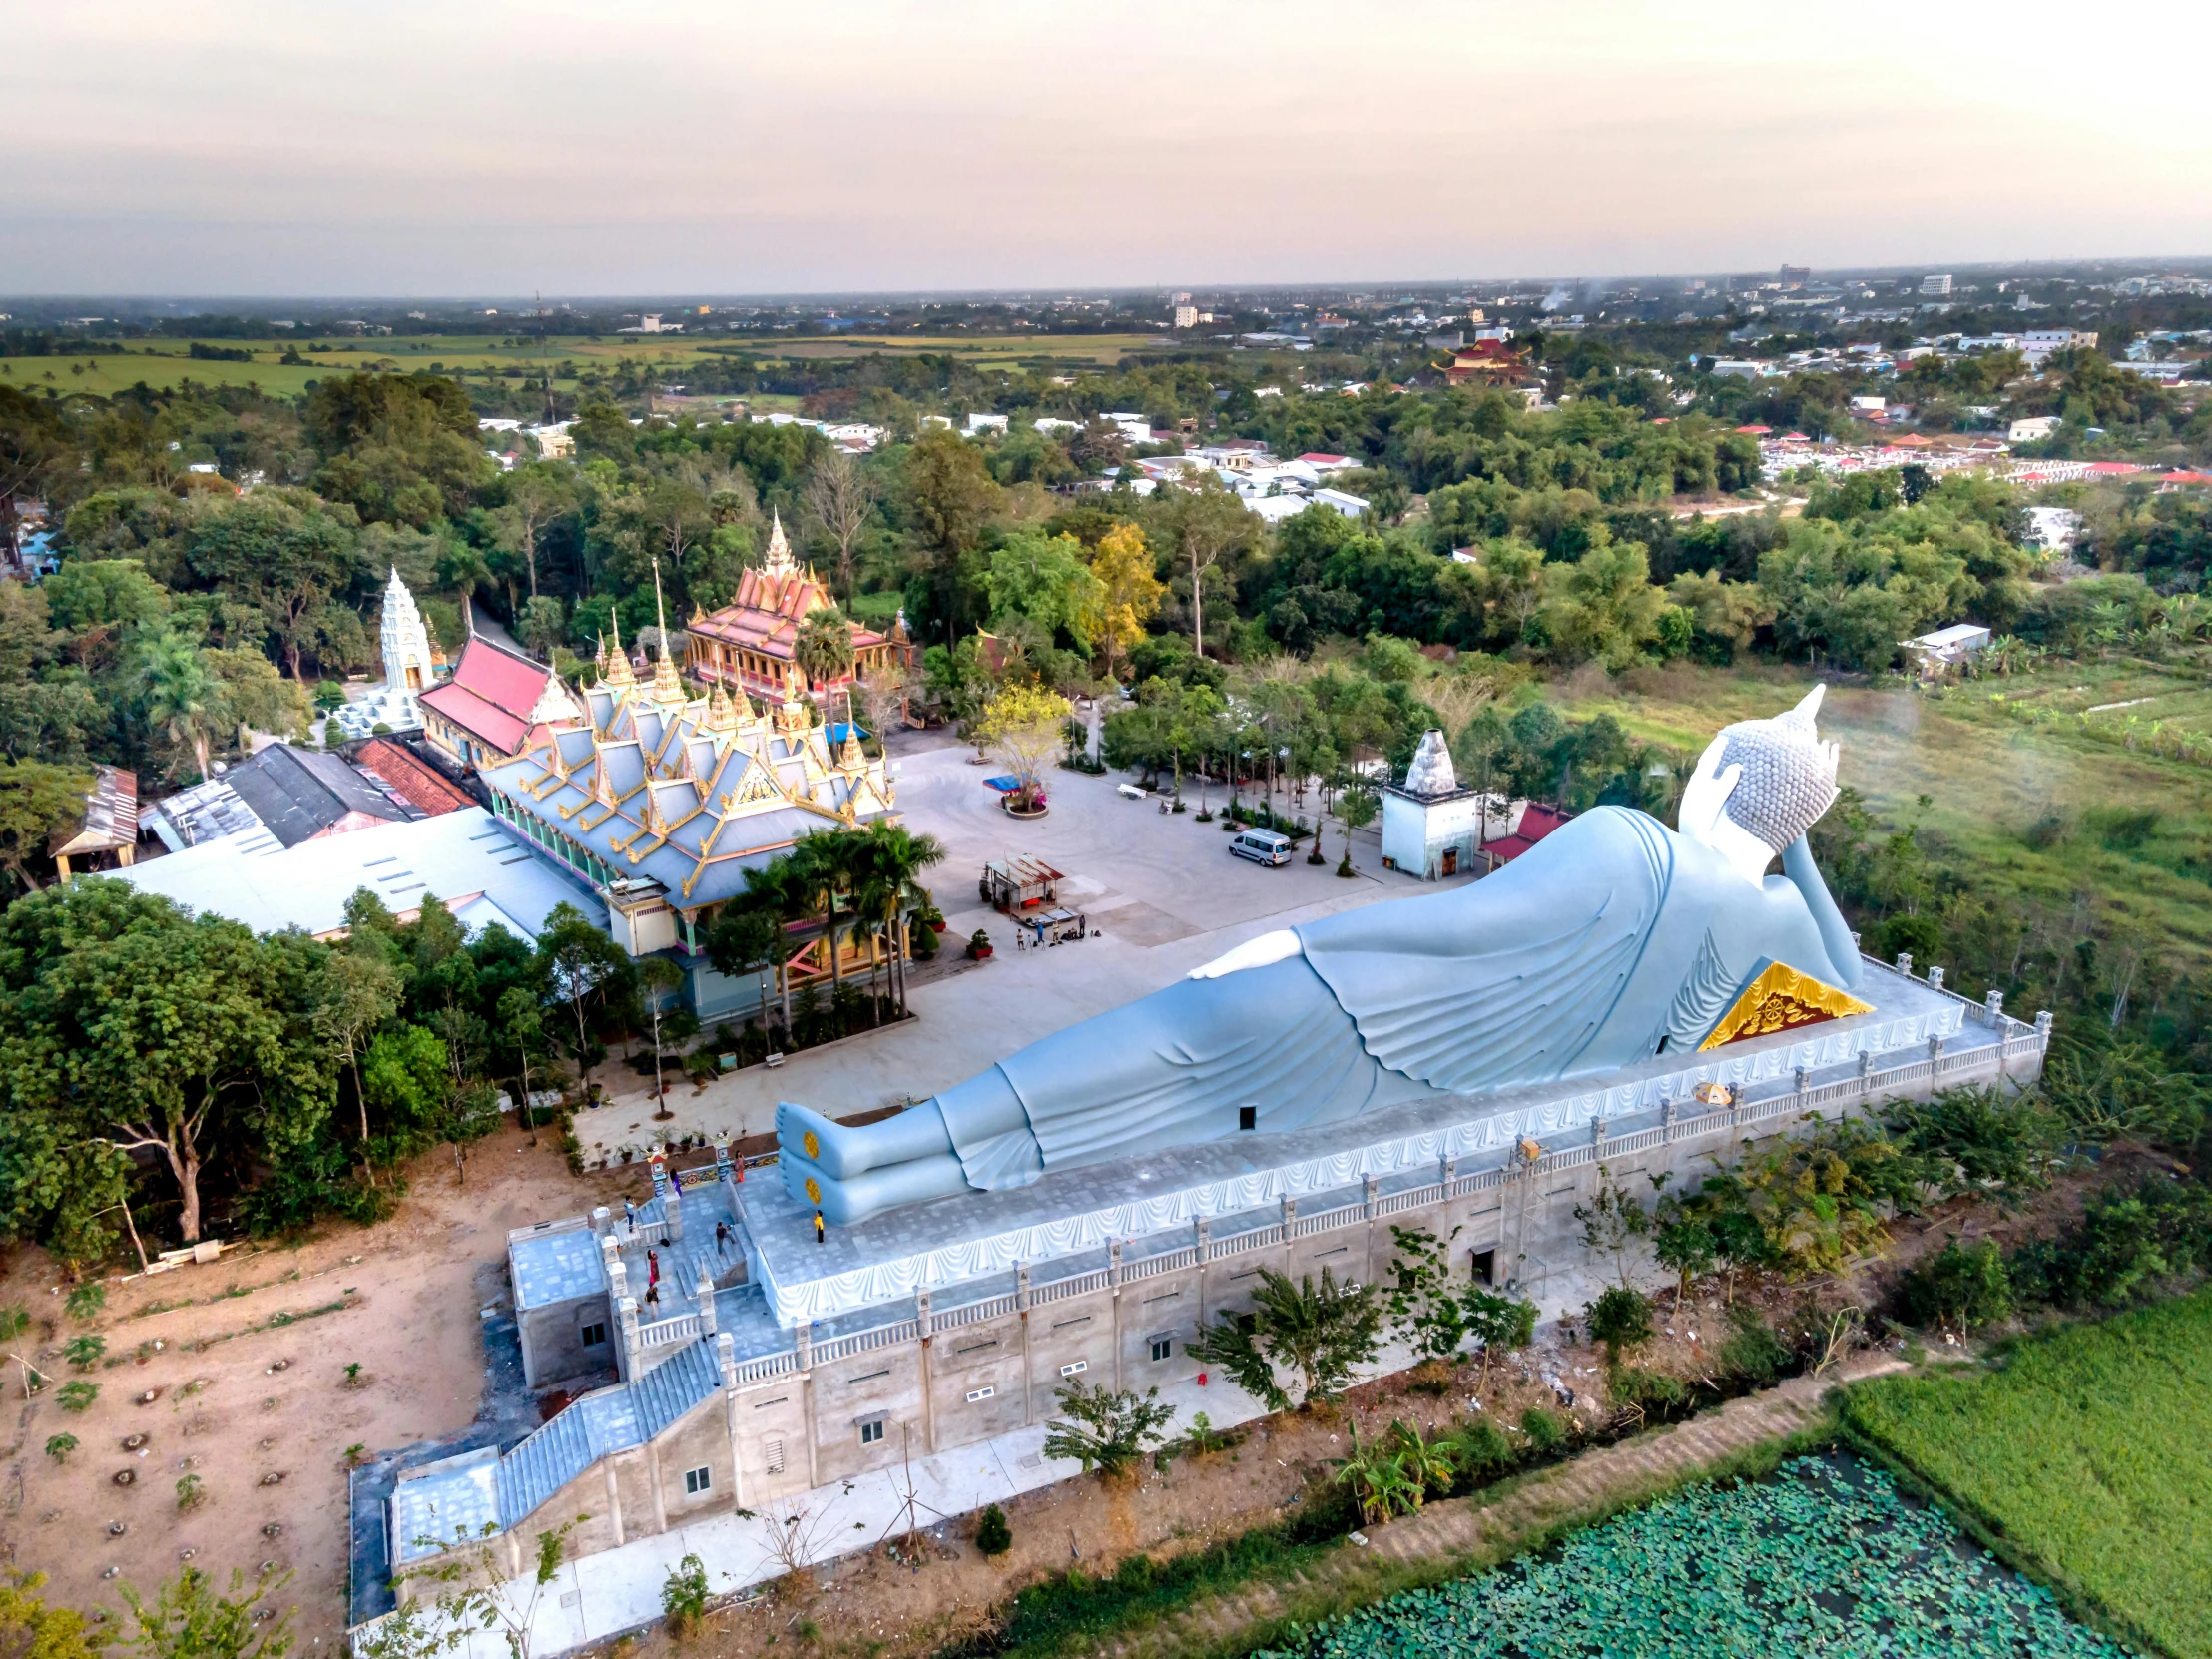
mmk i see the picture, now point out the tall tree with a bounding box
[803,447,877,602]
[1087,521,1165,686]
[1169,485,1251,658]
[0,881,334,1244]
[135,627,226,783]
[854,819,946,1017]
[314,947,403,1160]
[534,902,630,1060]
[495,463,575,598]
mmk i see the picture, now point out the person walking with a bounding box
[814,1210,826,1246]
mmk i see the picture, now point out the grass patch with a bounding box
[1554,660,2212,979]
[177,1293,359,1353]
[1843,1288,2212,1658]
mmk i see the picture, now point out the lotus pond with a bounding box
[1253,1454,2134,1658]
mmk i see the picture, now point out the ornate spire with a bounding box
[649,558,686,705]
[602,610,636,692]
[704,682,738,733]
[774,659,812,737]
[378,567,436,694]
[763,509,797,579]
[836,688,867,772]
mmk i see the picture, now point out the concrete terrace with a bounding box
[385,955,2042,1614]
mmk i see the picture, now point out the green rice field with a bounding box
[1845,1290,2212,1658]
[1552,661,2212,980]
[0,330,1166,399]
[1253,1455,2131,1658]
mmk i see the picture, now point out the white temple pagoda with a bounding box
[332,569,442,740]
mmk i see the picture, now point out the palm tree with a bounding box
[794,607,857,692]
[787,833,853,1006]
[859,821,947,1017]
[137,628,226,784]
[737,861,807,1038]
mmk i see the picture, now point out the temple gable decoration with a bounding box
[1699,959,1873,1051]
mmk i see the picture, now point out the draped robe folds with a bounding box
[781,807,1860,1221]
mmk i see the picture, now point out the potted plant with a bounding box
[967,928,994,960]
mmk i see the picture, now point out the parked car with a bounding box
[1229,828,1293,866]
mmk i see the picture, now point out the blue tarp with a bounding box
[983,775,1023,793]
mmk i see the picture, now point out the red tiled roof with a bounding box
[420,637,554,754]
[2159,470,2212,485]
[689,567,888,662]
[1734,424,1773,434]
[354,739,474,816]
[1296,453,1350,465]
[1483,804,1573,865]
[2084,462,2143,475]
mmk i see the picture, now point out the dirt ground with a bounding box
[0,1126,655,1648]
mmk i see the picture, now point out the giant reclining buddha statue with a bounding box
[778,688,1868,1227]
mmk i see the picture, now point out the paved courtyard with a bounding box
[573,732,1473,1162]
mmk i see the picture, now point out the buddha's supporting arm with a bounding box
[1781,832,1862,990]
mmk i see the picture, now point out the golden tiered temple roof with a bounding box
[478,624,897,907]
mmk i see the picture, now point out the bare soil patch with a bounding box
[0,1126,629,1645]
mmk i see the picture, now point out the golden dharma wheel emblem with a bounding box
[805,1176,822,1204]
[803,1130,821,1160]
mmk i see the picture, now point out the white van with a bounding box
[1229,828,1293,867]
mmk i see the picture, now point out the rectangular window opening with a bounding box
[764,1435,785,1474]
[1149,1336,1173,1363]
[1238,1105,1257,1132]
[859,1419,885,1445]
[1059,1360,1088,1378]
[684,1465,711,1495]
[965,1386,994,1403]
[579,1322,608,1348]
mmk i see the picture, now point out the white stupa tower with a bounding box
[333,569,440,741]
[378,567,437,694]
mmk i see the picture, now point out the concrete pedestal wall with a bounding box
[460,1018,2046,1565]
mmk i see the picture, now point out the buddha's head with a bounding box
[1680,686,1841,882]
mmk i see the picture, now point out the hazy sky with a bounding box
[7,0,2211,297]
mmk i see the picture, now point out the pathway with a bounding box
[1097,1352,1909,1659]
